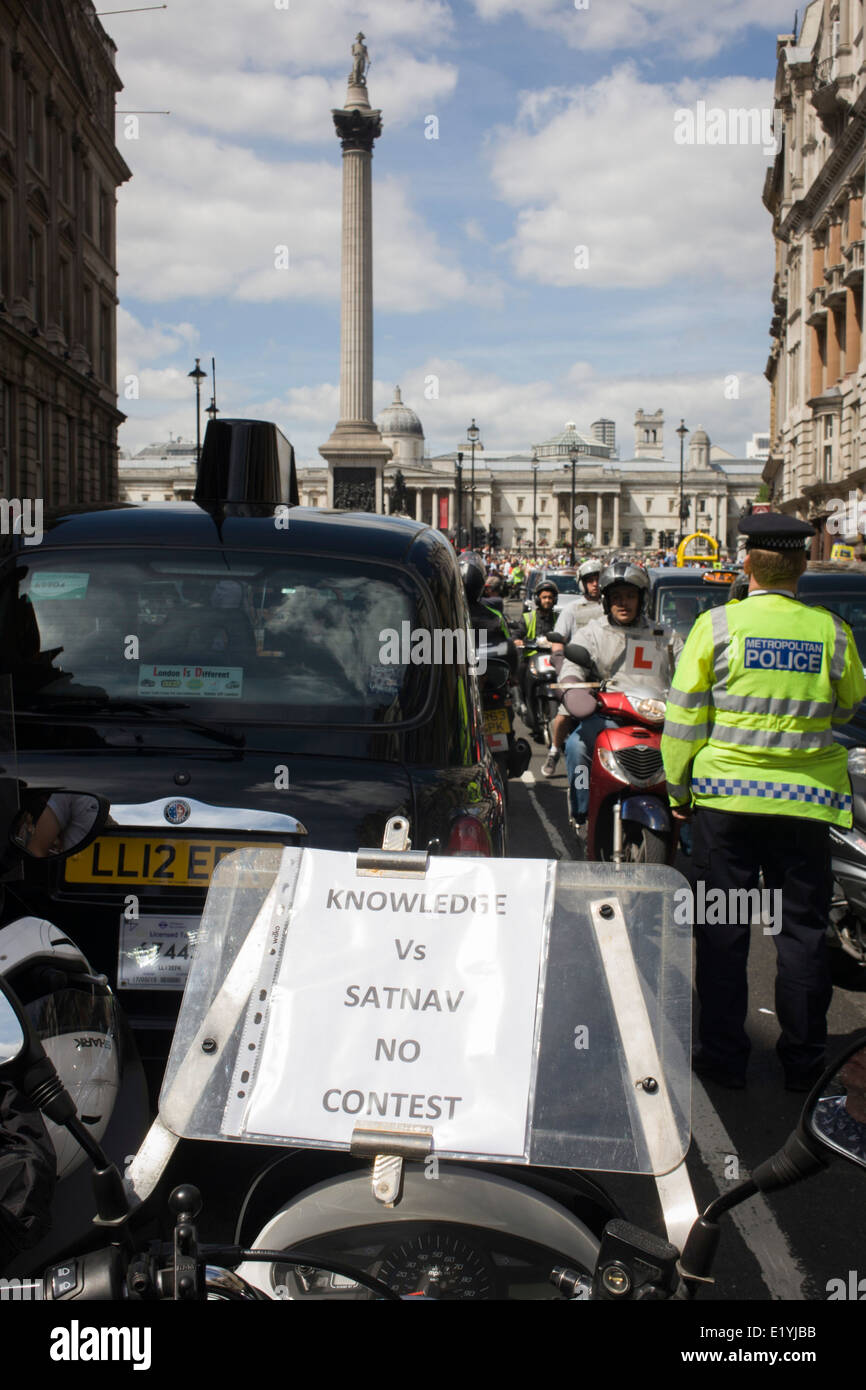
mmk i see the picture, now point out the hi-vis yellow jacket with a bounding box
[661,594,866,827]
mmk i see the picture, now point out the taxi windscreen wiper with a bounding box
[28,696,246,748]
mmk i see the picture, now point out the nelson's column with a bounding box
[319,34,392,510]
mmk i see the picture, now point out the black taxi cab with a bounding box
[0,421,504,1067]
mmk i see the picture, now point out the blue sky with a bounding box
[110,0,798,463]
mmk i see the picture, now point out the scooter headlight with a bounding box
[631,697,666,724]
[598,748,630,784]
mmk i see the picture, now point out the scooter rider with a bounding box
[575,559,603,610]
[513,580,560,738]
[542,563,605,774]
[560,563,683,828]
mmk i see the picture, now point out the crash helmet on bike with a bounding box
[599,561,649,618]
[534,579,559,603]
[458,551,487,605]
[0,917,120,1179]
[577,559,603,595]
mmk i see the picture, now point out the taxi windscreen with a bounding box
[2,551,437,725]
[655,584,730,637]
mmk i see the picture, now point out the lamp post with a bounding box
[455,451,464,548]
[467,418,479,547]
[564,450,578,565]
[205,397,219,428]
[531,448,539,560]
[677,418,689,544]
[188,357,207,464]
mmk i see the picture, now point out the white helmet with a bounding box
[0,917,119,1178]
[577,559,603,596]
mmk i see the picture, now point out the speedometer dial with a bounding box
[378,1233,495,1300]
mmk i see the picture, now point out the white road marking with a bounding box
[691,1077,808,1300]
[521,767,571,860]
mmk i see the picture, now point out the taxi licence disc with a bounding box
[65,835,275,888]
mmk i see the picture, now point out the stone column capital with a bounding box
[332,106,383,153]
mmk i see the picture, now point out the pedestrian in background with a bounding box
[661,514,866,1091]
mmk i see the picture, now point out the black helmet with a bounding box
[459,551,486,605]
[534,579,559,602]
[599,561,649,618]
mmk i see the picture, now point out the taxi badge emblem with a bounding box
[164,799,192,826]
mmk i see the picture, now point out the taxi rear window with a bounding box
[1,550,438,725]
[655,584,730,634]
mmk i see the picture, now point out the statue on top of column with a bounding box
[351,33,370,85]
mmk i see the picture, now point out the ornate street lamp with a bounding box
[467,418,480,547]
[677,418,689,544]
[531,448,539,560]
[188,357,207,464]
[205,397,220,427]
[564,450,578,565]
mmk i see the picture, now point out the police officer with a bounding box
[661,514,866,1091]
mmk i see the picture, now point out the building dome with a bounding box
[377,386,424,438]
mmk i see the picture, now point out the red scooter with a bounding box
[561,681,676,864]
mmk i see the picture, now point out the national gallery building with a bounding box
[295,395,764,556]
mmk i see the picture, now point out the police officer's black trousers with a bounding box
[691,808,833,1078]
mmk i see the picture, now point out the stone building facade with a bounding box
[0,0,130,505]
[764,0,866,553]
[298,402,762,556]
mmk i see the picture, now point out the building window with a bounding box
[99,302,112,383]
[603,531,610,546]
[645,497,652,512]
[141,494,149,501]
[99,186,112,255]
[669,498,677,513]
[83,166,94,237]
[824,414,834,439]
[644,530,653,546]
[28,227,45,324]
[516,496,524,511]
[622,531,631,547]
[82,283,93,358]
[26,88,43,170]
[34,401,47,497]
[58,126,71,205]
[66,416,76,499]
[0,41,7,133]
[0,194,10,302]
[540,497,547,512]
[59,258,71,340]
[1,379,12,494]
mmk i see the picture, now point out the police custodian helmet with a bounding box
[737,513,815,551]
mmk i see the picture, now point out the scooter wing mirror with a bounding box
[805,1038,866,1170]
[563,643,601,682]
[9,791,110,862]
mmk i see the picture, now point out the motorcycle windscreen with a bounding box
[158,848,691,1175]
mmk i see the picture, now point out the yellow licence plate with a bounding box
[483,708,511,735]
[64,836,274,887]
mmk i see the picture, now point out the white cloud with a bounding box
[111,0,456,142]
[118,130,498,310]
[118,354,769,467]
[471,0,794,60]
[487,67,776,290]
